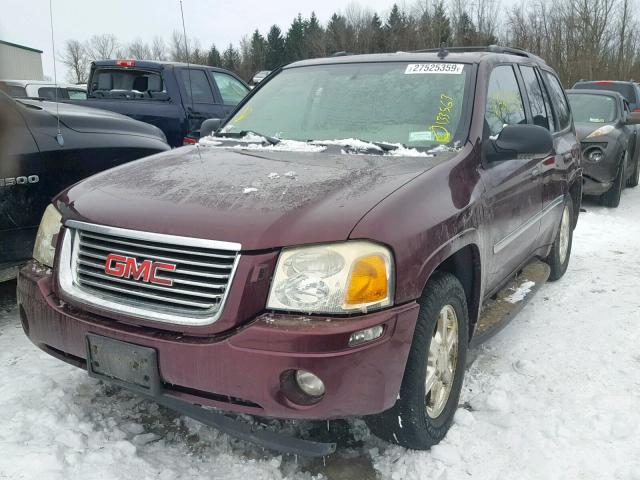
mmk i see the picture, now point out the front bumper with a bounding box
[17,261,419,420]
[581,140,622,195]
[583,177,613,196]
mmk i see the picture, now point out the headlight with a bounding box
[586,125,615,139]
[33,204,62,267]
[266,241,394,314]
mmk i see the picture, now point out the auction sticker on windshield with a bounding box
[405,63,464,74]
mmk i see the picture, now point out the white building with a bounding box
[0,40,44,80]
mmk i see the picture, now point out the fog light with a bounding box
[587,149,604,162]
[348,325,384,347]
[295,370,325,397]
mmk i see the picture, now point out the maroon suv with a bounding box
[17,46,582,455]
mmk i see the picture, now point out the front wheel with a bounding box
[365,272,468,449]
[545,198,574,281]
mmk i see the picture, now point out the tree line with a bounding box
[60,0,640,87]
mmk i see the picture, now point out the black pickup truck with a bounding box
[72,60,250,147]
[0,92,169,281]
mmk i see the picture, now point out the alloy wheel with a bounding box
[558,205,571,265]
[426,304,459,418]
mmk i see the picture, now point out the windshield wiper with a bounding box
[214,130,280,145]
[311,138,402,153]
[369,141,401,152]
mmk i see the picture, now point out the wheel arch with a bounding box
[568,174,582,229]
[416,235,483,342]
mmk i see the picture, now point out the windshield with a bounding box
[568,93,618,123]
[221,62,471,148]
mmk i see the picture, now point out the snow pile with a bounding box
[504,280,535,304]
[2,188,640,479]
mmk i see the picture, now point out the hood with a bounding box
[56,146,456,250]
[20,99,166,140]
[574,122,618,142]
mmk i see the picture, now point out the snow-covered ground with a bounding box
[1,189,639,480]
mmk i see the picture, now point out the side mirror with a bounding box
[625,112,640,125]
[484,124,553,163]
[200,118,222,138]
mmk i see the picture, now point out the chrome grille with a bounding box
[59,221,241,326]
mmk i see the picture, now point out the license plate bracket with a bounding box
[86,334,161,396]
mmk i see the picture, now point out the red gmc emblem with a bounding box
[104,254,176,286]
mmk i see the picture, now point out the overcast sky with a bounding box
[1,0,408,80]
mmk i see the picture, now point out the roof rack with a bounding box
[411,45,546,63]
[330,51,353,57]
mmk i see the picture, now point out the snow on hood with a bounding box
[199,134,444,157]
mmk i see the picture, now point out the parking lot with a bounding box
[1,191,638,480]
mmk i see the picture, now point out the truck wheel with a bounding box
[626,151,639,188]
[545,198,574,281]
[601,153,625,207]
[365,272,468,450]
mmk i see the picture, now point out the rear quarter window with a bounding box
[91,68,165,100]
[6,85,27,98]
[38,87,70,100]
[542,72,572,131]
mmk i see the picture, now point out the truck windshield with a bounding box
[222,62,471,148]
[568,93,617,123]
[89,68,167,100]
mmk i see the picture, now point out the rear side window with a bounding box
[180,69,214,104]
[484,65,526,137]
[574,82,637,104]
[211,72,248,105]
[520,66,550,130]
[542,72,571,131]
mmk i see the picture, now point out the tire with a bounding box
[545,197,574,281]
[365,272,468,450]
[627,151,639,188]
[601,153,625,208]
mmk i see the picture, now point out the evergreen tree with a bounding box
[284,14,308,63]
[385,4,408,51]
[420,2,451,48]
[265,25,285,69]
[249,30,268,72]
[370,13,386,53]
[222,43,241,72]
[432,2,452,47]
[455,12,477,46]
[326,13,350,53]
[305,12,325,58]
[206,44,222,67]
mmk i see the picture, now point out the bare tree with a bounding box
[59,40,89,83]
[127,38,151,59]
[86,34,119,61]
[169,30,191,62]
[151,36,167,61]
